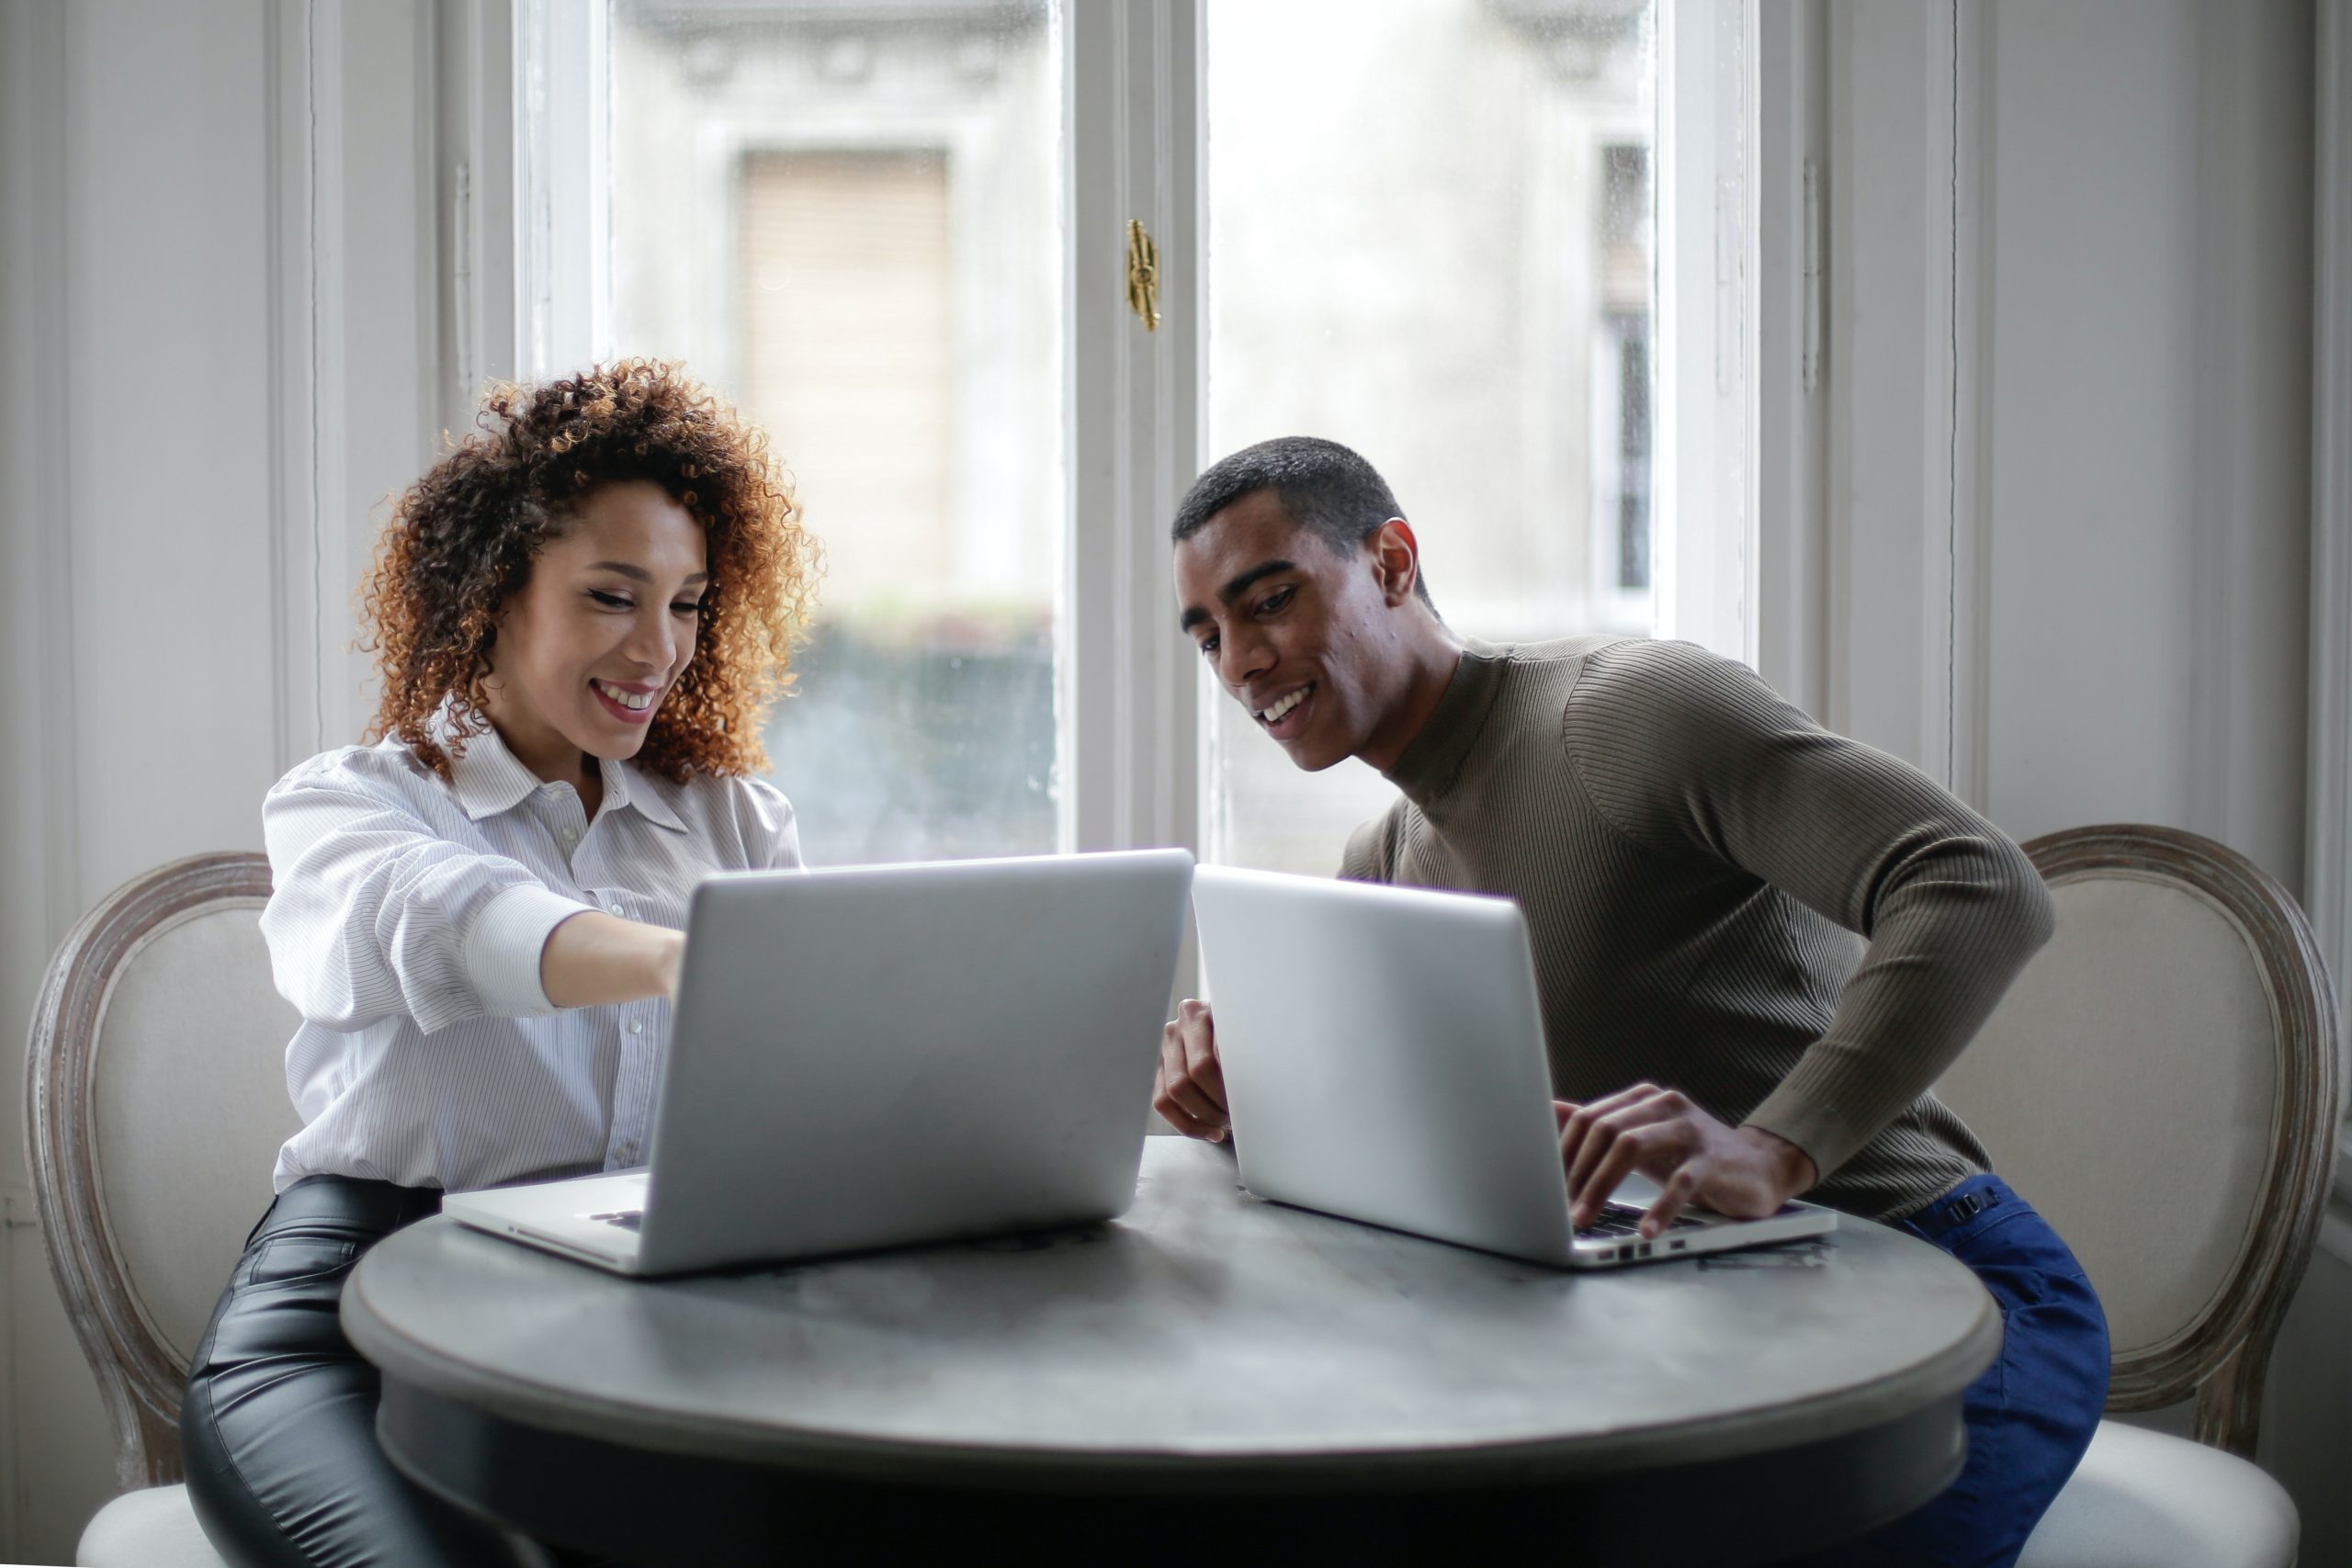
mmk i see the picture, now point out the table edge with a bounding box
[343,1220,2001,1493]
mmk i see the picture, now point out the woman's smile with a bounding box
[591,677,662,722]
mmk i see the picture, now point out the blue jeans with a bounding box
[1793,1174,2111,1568]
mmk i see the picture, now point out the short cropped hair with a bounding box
[1169,435,1433,608]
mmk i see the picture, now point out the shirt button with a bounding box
[629,1021,643,1035]
[560,827,578,843]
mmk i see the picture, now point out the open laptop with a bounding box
[443,850,1194,1275]
[1190,867,1837,1269]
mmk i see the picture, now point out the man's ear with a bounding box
[1371,518,1421,607]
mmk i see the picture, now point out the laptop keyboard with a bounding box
[1575,1201,1704,1241]
[587,1210,644,1232]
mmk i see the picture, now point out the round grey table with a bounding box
[344,1139,1998,1567]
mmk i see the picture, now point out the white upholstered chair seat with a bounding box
[75,1483,224,1568]
[2018,1419,2298,1568]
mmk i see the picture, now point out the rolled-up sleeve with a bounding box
[261,773,593,1035]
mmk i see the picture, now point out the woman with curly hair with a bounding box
[179,361,820,1568]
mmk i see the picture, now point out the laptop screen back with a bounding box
[637,850,1193,1271]
[1191,867,1576,1265]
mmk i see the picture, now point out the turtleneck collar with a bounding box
[1381,637,1509,807]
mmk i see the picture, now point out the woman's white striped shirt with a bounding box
[259,724,800,1194]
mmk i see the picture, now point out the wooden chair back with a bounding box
[23,853,300,1489]
[1933,825,2339,1456]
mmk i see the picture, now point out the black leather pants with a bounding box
[179,1176,546,1568]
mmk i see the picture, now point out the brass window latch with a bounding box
[1125,218,1160,333]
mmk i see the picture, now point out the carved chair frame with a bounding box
[23,852,276,1490]
[2021,825,2340,1457]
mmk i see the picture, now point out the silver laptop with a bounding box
[443,850,1195,1275]
[1190,867,1837,1269]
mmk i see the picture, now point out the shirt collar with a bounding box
[1382,637,1510,808]
[435,700,689,833]
[596,755,689,833]
[438,707,545,822]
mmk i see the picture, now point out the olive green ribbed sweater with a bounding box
[1339,636,2054,1223]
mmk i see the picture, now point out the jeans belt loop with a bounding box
[1938,1185,2000,1234]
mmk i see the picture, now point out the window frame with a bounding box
[448,0,1792,868]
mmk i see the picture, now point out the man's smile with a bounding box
[1251,682,1316,740]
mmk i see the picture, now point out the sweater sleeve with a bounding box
[1564,638,2054,1179]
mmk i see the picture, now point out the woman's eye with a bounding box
[672,602,703,616]
[587,590,633,610]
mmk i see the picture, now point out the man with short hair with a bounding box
[1155,434,2108,1568]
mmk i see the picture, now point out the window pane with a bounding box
[1204,0,1656,874]
[611,0,1064,864]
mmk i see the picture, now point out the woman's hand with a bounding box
[1555,1083,1819,1238]
[650,925,685,1003]
[539,910,685,1009]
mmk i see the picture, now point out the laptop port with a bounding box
[1636,1244,1652,1258]
[1670,1239,1687,1251]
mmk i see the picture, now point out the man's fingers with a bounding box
[1178,1019,1227,1116]
[1557,1082,1666,1184]
[1558,1089,1629,1174]
[1153,1088,1221,1141]
[1152,1076,1224,1141]
[1157,1021,1227,1138]
[1573,1116,1681,1225]
[1641,1163,1704,1238]
[1577,1081,1667,1121]
[1566,1098,1679,1219]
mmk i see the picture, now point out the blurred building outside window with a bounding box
[1204,0,1657,873]
[612,0,1064,865]
[589,0,1687,874]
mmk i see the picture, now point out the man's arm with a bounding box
[1564,638,2055,1190]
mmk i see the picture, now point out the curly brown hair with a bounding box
[359,359,820,782]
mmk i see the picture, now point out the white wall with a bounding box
[1825,0,2313,871]
[1967,7,2343,1558]
[1977,0,2313,871]
[0,1,2338,1563]
[1833,0,2343,1559]
[0,2,435,1562]
[2,3,279,1558]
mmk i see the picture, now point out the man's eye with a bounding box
[1258,586,1295,615]
[1198,635,1220,657]
[588,590,632,609]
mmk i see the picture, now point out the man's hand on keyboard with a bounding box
[1555,1086,1819,1239]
